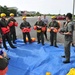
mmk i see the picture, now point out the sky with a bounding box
[0,0,74,14]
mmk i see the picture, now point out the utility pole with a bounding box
[73,0,75,19]
[59,10,61,15]
[0,5,1,13]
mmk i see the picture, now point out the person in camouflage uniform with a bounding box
[60,13,74,63]
[7,13,17,44]
[34,16,45,45]
[49,16,60,47]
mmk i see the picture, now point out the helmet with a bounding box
[51,16,56,19]
[22,16,26,20]
[1,13,6,17]
[10,13,14,16]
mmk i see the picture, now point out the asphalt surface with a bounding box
[13,16,75,43]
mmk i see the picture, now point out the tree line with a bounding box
[0,5,17,17]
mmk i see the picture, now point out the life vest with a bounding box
[8,21,14,27]
[33,26,37,30]
[46,72,51,75]
[57,21,61,32]
[47,21,61,33]
[1,26,10,34]
[47,28,51,32]
[47,27,55,32]
[27,28,31,32]
[8,21,18,27]
[41,27,46,32]
[31,38,36,42]
[22,28,31,33]
[0,67,8,75]
[53,28,58,33]
[26,37,28,42]
[14,22,18,26]
[26,37,36,42]
[47,28,58,33]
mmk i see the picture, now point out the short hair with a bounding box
[66,13,72,19]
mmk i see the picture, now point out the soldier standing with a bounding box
[20,16,31,44]
[63,22,75,47]
[60,13,74,63]
[34,16,45,45]
[0,13,16,50]
[49,16,60,47]
[7,13,18,44]
[42,15,48,40]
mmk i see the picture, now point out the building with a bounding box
[8,7,18,11]
[18,10,36,16]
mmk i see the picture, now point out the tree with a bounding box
[9,9,17,16]
[0,5,17,16]
[36,12,41,16]
[3,5,9,16]
[0,5,9,16]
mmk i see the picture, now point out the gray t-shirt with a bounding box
[42,18,48,25]
[64,21,74,41]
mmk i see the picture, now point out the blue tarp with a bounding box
[3,39,75,75]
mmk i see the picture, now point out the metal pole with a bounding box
[73,0,75,19]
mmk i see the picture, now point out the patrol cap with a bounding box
[66,13,72,19]
[10,13,14,16]
[1,13,6,17]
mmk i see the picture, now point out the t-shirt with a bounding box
[64,21,74,41]
[42,18,48,25]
